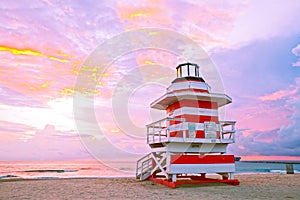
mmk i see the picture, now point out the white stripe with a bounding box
[167,81,211,93]
[169,163,235,174]
[172,107,218,117]
[169,122,221,132]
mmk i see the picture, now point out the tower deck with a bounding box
[147,117,236,148]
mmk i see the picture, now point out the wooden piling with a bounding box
[286,163,294,174]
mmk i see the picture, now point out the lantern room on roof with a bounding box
[176,63,201,79]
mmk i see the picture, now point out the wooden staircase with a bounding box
[136,152,167,181]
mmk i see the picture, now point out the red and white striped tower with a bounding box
[136,63,239,188]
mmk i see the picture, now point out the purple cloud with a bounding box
[1,0,300,161]
[228,78,300,157]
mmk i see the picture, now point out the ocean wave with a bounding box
[24,169,77,173]
[0,174,19,179]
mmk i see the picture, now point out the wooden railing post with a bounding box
[167,118,170,140]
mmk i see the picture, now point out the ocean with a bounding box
[0,160,299,180]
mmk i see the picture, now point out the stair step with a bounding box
[140,171,152,181]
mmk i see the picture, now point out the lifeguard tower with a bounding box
[136,63,239,188]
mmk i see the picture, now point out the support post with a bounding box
[172,174,177,182]
[286,163,294,174]
[229,172,234,180]
[167,119,170,140]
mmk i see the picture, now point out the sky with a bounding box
[0,0,300,162]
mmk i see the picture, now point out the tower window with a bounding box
[176,63,200,78]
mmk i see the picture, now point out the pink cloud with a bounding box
[259,87,298,101]
[116,0,247,49]
[229,99,292,132]
[228,78,300,157]
[1,0,299,161]
[292,44,300,56]
[226,0,300,48]
[0,0,122,104]
[0,123,92,161]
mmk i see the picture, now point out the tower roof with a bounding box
[150,91,232,110]
[150,63,232,109]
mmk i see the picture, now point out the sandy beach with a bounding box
[1,174,299,200]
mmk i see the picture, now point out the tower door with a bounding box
[204,121,217,139]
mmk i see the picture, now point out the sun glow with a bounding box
[0,46,70,63]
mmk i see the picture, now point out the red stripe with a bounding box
[170,130,204,138]
[173,79,204,83]
[167,100,218,113]
[169,131,220,139]
[169,115,219,125]
[170,131,184,137]
[171,155,235,164]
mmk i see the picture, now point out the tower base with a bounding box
[148,175,240,188]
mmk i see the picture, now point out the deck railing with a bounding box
[220,121,236,142]
[146,117,185,144]
[146,118,236,144]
